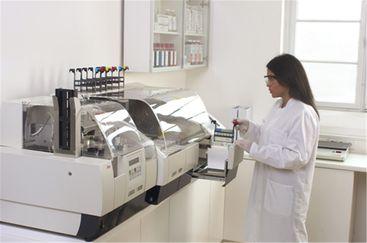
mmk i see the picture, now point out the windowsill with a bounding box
[318,105,367,113]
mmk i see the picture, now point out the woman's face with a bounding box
[266,69,289,98]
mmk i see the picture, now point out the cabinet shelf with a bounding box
[185,32,205,37]
[154,31,180,35]
[184,64,207,69]
[152,66,182,72]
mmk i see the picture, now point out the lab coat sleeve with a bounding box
[249,111,318,170]
[240,120,261,143]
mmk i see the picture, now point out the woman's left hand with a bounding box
[235,139,252,153]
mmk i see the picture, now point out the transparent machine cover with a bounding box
[81,100,156,161]
[97,84,213,155]
[22,97,156,162]
[23,97,55,152]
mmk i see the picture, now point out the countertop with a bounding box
[315,153,367,172]
[244,153,367,173]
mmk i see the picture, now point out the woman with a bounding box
[233,54,320,242]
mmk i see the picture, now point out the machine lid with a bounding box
[81,100,146,159]
[127,88,213,152]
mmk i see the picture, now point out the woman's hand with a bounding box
[232,119,250,133]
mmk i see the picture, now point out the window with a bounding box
[286,0,367,110]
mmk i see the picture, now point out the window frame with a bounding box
[284,0,367,112]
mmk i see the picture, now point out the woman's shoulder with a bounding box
[289,99,319,121]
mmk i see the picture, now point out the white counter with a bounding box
[315,153,367,172]
[244,153,367,172]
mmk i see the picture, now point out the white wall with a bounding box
[186,0,283,128]
[126,71,186,88]
[1,0,123,101]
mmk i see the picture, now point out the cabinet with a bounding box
[93,179,224,242]
[223,160,358,242]
[96,214,141,242]
[183,0,209,69]
[223,160,255,242]
[169,179,224,242]
[124,0,209,72]
[306,168,355,242]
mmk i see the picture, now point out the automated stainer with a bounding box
[94,84,243,204]
[0,89,157,240]
[1,85,244,240]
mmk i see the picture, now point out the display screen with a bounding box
[129,157,140,166]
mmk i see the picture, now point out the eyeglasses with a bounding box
[264,75,277,85]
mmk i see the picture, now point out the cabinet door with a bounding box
[152,0,183,72]
[169,179,210,242]
[95,214,141,242]
[208,180,225,242]
[307,168,355,242]
[124,0,152,72]
[124,0,184,72]
[223,160,255,242]
[183,0,210,69]
[141,200,170,242]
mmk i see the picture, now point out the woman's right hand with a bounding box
[233,119,250,133]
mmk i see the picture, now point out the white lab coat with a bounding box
[242,98,320,242]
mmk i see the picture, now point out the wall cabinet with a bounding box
[124,0,209,72]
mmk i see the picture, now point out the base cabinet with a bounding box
[96,178,224,242]
[223,161,357,242]
[169,179,210,242]
[141,200,170,242]
[306,168,355,242]
[223,160,255,242]
[169,179,224,242]
[96,213,141,242]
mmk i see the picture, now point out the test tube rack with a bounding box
[69,65,129,93]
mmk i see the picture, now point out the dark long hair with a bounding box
[267,54,319,117]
